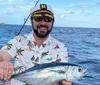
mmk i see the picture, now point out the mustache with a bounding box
[38,25,48,28]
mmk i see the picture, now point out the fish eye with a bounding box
[78,67,82,72]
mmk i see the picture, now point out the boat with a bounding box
[0,22,4,24]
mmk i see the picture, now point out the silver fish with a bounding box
[1,62,87,85]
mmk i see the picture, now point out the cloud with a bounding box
[0,1,10,5]
[60,15,66,18]
[81,10,92,16]
[61,10,75,18]
[0,0,35,7]
[65,10,74,14]
[68,2,100,8]
[0,7,16,16]
[75,10,92,16]
[0,0,35,16]
[96,2,100,5]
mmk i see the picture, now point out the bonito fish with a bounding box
[1,62,87,85]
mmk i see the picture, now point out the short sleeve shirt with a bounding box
[1,32,68,75]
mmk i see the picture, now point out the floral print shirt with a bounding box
[1,32,68,84]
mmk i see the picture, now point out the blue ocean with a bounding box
[0,24,100,85]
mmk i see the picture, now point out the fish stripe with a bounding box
[12,62,80,78]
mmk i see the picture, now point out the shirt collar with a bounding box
[27,31,52,47]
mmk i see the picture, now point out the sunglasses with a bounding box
[34,17,53,22]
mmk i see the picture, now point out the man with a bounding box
[0,4,71,85]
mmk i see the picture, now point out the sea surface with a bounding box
[0,24,100,85]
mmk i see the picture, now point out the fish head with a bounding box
[65,66,87,82]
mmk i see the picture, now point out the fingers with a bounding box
[0,61,13,80]
[53,82,59,85]
[3,63,9,80]
[0,68,3,79]
[7,63,13,79]
[53,80,72,85]
[61,80,72,85]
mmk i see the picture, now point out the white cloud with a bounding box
[60,15,66,18]
[0,0,36,15]
[68,3,96,8]
[68,2,100,8]
[81,10,92,16]
[65,10,74,14]
[60,10,75,18]
[96,2,100,6]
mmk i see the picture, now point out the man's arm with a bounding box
[0,50,12,61]
[0,50,13,80]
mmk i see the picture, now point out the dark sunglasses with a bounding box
[34,17,53,22]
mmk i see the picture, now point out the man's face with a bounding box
[31,17,54,38]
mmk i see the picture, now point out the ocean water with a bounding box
[0,24,100,85]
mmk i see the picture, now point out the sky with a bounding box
[0,0,100,28]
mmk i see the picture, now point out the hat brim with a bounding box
[31,10,54,19]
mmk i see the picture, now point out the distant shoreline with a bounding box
[0,22,5,25]
[0,24,100,29]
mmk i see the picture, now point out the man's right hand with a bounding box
[0,61,13,80]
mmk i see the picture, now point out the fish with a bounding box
[0,62,87,85]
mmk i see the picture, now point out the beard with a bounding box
[32,24,53,38]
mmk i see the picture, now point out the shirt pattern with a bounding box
[1,32,68,84]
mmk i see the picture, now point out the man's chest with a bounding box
[16,44,60,63]
[13,44,61,74]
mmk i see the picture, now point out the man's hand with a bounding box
[53,80,72,85]
[0,61,13,80]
